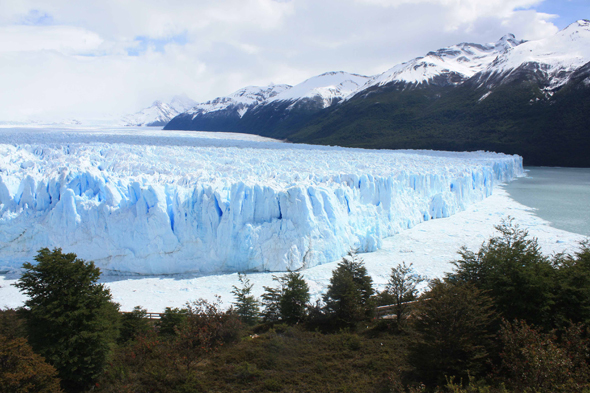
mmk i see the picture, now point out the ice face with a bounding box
[0,127,523,275]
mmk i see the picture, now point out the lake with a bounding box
[503,167,590,237]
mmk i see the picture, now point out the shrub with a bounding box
[0,335,63,393]
[499,320,590,392]
[260,271,310,324]
[448,219,555,329]
[0,308,26,339]
[174,298,241,373]
[386,262,425,328]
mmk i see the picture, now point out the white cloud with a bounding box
[0,25,103,54]
[0,0,562,121]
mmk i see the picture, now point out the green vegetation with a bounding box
[6,222,590,392]
[13,248,120,392]
[323,250,375,328]
[232,273,260,326]
[288,78,590,167]
[261,271,311,324]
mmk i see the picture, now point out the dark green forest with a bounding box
[3,221,590,392]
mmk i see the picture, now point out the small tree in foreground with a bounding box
[386,262,425,327]
[260,272,310,324]
[232,274,260,326]
[323,250,374,328]
[14,248,120,392]
[280,271,310,324]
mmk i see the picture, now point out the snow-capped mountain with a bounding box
[123,94,198,127]
[165,72,369,132]
[351,34,523,96]
[165,20,590,166]
[186,84,291,119]
[477,19,590,89]
[269,71,370,108]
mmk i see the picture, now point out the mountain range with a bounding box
[163,20,590,167]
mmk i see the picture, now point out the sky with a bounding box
[0,0,587,122]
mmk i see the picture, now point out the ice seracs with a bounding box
[0,128,523,275]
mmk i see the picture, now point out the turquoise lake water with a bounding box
[503,167,590,237]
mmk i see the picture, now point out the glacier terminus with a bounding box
[0,127,523,275]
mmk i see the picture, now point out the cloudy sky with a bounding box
[0,0,587,122]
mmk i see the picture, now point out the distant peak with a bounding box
[562,19,590,31]
[495,33,524,49]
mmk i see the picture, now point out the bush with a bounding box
[260,271,310,325]
[174,298,242,373]
[499,320,590,392]
[0,335,63,393]
[14,248,120,392]
[0,308,26,339]
[386,262,425,328]
[552,241,590,327]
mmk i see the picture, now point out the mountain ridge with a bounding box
[165,20,590,167]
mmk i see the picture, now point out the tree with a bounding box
[260,272,310,324]
[323,250,374,328]
[386,262,425,327]
[231,274,260,326]
[119,306,152,344]
[409,280,497,386]
[157,306,188,337]
[0,335,63,393]
[280,271,310,325]
[14,248,120,392]
[448,219,555,328]
[552,241,590,328]
[261,282,282,323]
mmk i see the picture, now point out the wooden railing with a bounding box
[121,311,164,320]
[375,298,429,319]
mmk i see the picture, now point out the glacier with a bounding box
[0,127,523,275]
